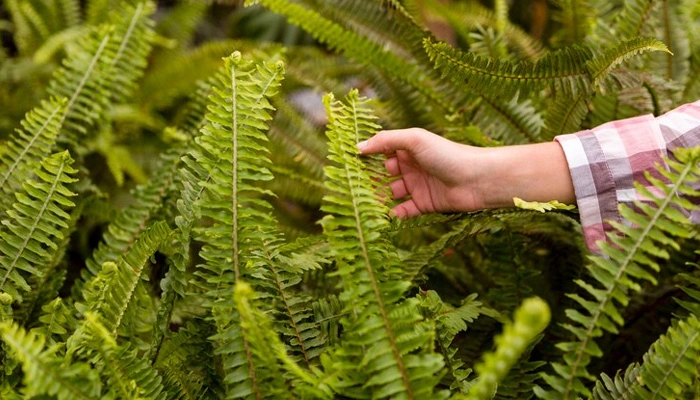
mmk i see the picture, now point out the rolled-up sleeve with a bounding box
[555,100,700,252]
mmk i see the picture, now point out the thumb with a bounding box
[358,129,423,155]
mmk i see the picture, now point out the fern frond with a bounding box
[250,0,455,115]
[611,0,655,41]
[320,90,446,399]
[585,37,670,90]
[424,37,592,99]
[633,315,700,398]
[48,1,155,143]
[0,151,77,302]
[82,312,166,400]
[462,297,550,400]
[420,291,496,393]
[541,90,592,139]
[549,0,596,46]
[189,51,285,398]
[424,0,543,61]
[77,148,180,293]
[233,281,331,398]
[536,147,700,399]
[474,93,544,144]
[0,322,101,400]
[30,297,75,346]
[0,97,67,213]
[75,220,170,339]
[591,363,641,400]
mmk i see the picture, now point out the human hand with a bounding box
[358,128,491,218]
[358,128,575,218]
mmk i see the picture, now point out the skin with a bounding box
[358,128,576,218]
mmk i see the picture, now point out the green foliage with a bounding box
[0,0,699,399]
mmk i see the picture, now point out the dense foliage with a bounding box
[0,0,699,398]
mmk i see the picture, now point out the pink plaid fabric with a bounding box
[555,99,700,252]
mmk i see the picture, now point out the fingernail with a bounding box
[357,140,368,152]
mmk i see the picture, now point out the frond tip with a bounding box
[464,297,550,400]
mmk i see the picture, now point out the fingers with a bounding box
[384,157,400,176]
[357,128,426,155]
[389,178,408,199]
[392,199,422,218]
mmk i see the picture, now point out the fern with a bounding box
[591,363,641,400]
[536,147,700,399]
[319,89,446,399]
[249,0,456,116]
[82,312,166,400]
[233,281,331,398]
[189,51,286,398]
[0,151,77,302]
[1,322,101,400]
[463,297,550,400]
[0,97,67,213]
[48,1,155,143]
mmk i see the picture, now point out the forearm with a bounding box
[478,142,575,209]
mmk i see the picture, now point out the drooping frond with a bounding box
[424,37,592,99]
[461,297,550,400]
[319,90,445,399]
[249,0,455,115]
[585,37,670,90]
[0,97,67,213]
[0,151,77,302]
[536,146,700,399]
[1,322,101,400]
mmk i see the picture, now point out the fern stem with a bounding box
[0,156,67,292]
[65,33,111,116]
[0,103,63,191]
[230,59,240,282]
[562,158,696,398]
[109,2,143,69]
[346,158,414,399]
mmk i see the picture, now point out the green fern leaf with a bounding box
[611,0,656,41]
[79,220,170,337]
[1,321,101,400]
[250,0,455,116]
[0,97,67,213]
[233,281,331,398]
[463,297,550,400]
[82,312,166,400]
[319,89,446,399]
[0,151,77,302]
[424,37,593,99]
[48,1,155,143]
[536,146,700,399]
[591,363,641,400]
[632,315,700,398]
[188,51,285,399]
[585,37,671,90]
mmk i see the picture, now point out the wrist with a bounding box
[477,142,575,209]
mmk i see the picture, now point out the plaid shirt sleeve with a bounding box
[555,99,700,252]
